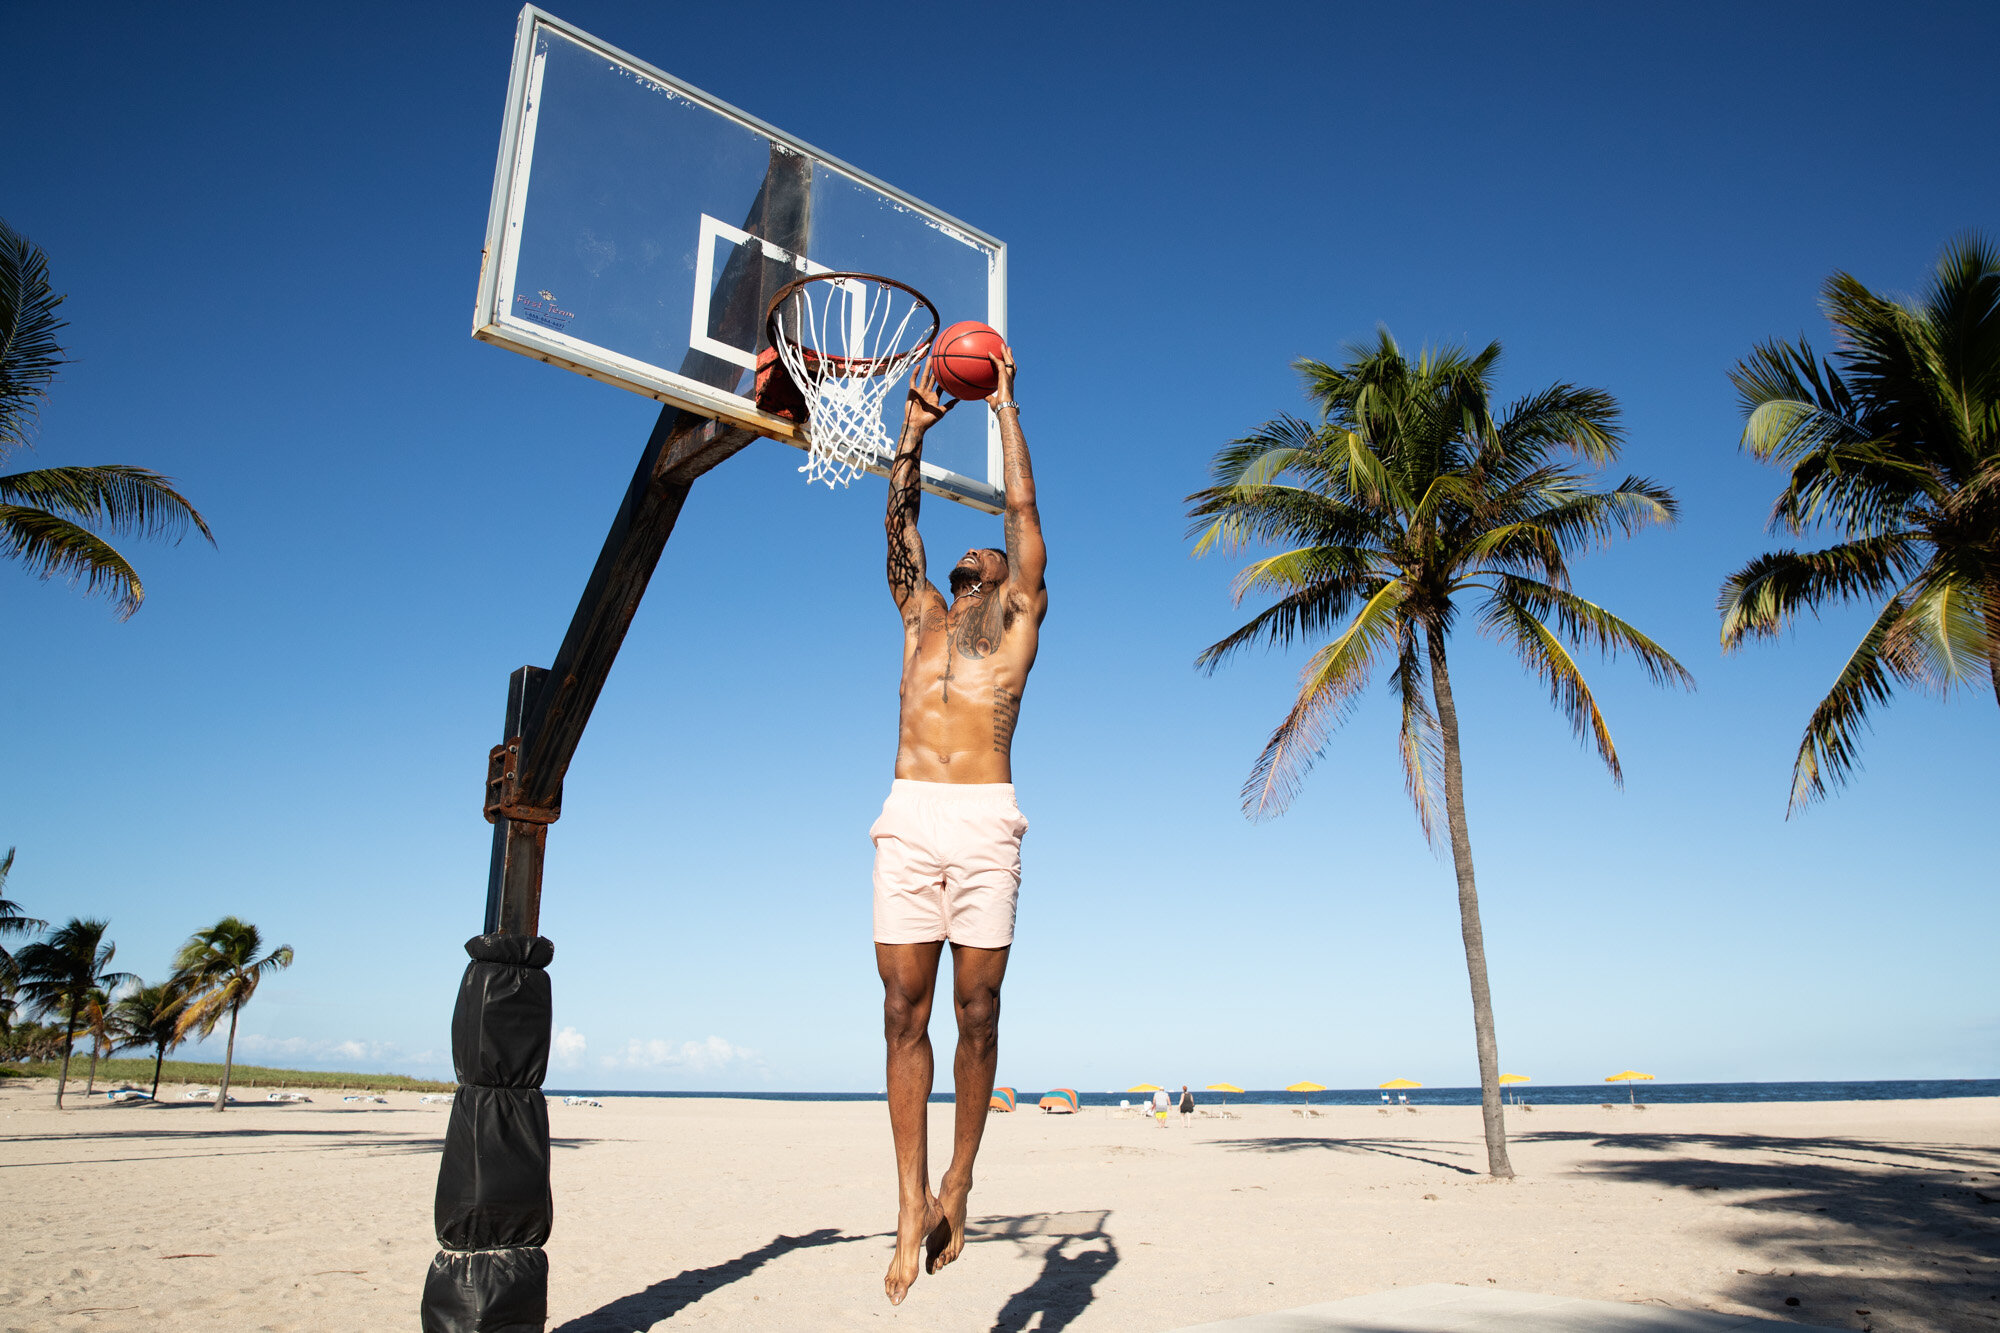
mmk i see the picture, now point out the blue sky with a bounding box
[5,1,1995,1093]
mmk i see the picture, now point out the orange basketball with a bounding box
[930,321,1007,400]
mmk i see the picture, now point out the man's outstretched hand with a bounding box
[903,361,957,434]
[987,347,1017,404]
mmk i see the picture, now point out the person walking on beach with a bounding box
[1152,1087,1171,1126]
[874,351,1046,1306]
[1179,1085,1195,1123]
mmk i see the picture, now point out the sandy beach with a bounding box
[0,1081,1993,1332]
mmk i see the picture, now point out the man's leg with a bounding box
[878,941,944,1305]
[927,942,1010,1274]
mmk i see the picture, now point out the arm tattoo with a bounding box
[992,685,1021,753]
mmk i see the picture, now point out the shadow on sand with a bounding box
[1519,1129,2000,1331]
[551,1209,1119,1333]
[0,1123,605,1168]
[551,1228,864,1332]
[977,1209,1118,1333]
[1211,1134,1483,1176]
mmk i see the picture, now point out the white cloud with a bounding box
[552,1026,587,1065]
[603,1035,757,1073]
[232,1034,414,1068]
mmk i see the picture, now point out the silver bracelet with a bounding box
[990,399,1020,412]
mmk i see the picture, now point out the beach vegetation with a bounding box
[0,218,213,618]
[171,917,295,1112]
[111,980,191,1099]
[0,1056,453,1093]
[0,1021,71,1063]
[1188,331,1691,1177]
[1720,233,2000,809]
[11,918,136,1108]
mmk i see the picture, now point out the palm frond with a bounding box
[0,219,69,457]
[0,505,145,617]
[1787,593,1911,811]
[1477,589,1623,780]
[1494,575,1696,689]
[1492,383,1623,467]
[1240,578,1410,819]
[1883,571,1991,693]
[1194,568,1379,674]
[1388,624,1444,843]
[0,465,215,546]
[1718,535,1925,649]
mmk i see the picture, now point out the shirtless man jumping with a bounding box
[873,349,1045,1306]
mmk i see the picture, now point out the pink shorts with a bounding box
[871,780,1028,949]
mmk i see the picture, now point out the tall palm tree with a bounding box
[1720,234,2000,809]
[112,980,190,1098]
[0,846,48,985]
[1188,332,1692,1178]
[13,918,134,1107]
[0,218,214,617]
[173,917,293,1111]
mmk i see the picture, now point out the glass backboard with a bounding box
[473,7,1009,512]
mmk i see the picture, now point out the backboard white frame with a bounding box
[472,6,1010,513]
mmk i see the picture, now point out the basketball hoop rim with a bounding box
[763,271,942,377]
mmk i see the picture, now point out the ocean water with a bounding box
[544,1078,2000,1106]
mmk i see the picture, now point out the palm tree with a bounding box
[1720,234,2000,809]
[173,917,293,1111]
[1,218,214,617]
[78,986,113,1095]
[1188,331,1692,1178]
[112,980,190,1098]
[13,918,134,1107]
[0,846,48,984]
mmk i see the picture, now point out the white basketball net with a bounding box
[769,276,938,490]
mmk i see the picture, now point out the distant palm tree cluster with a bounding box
[0,847,294,1110]
[1192,234,2000,1176]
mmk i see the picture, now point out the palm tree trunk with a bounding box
[86,1042,98,1095]
[151,1042,166,1099]
[56,1006,77,1109]
[1425,626,1515,1180]
[215,1006,238,1111]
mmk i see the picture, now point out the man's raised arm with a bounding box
[886,363,954,622]
[989,351,1046,600]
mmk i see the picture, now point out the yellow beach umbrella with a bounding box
[1378,1078,1421,1089]
[1499,1073,1530,1105]
[1206,1082,1244,1107]
[1605,1070,1654,1105]
[1127,1084,1164,1093]
[1285,1080,1327,1106]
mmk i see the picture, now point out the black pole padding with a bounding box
[421,1250,548,1333]
[421,933,555,1332]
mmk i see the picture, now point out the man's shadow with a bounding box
[550,1228,865,1332]
[977,1209,1119,1333]
[551,1210,1119,1333]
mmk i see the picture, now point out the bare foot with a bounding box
[926,1176,970,1274]
[885,1192,942,1305]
